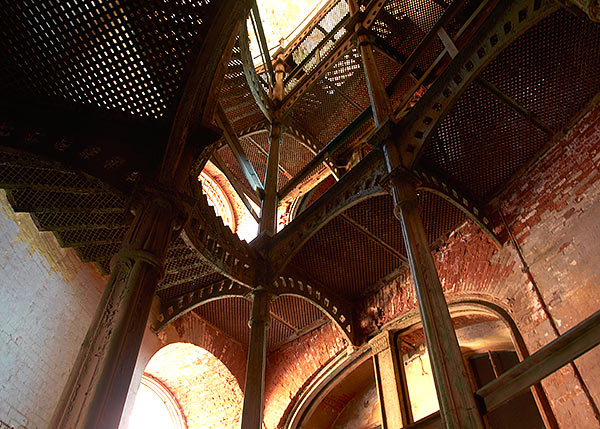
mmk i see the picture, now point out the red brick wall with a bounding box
[355,99,600,426]
[167,312,248,389]
[263,322,348,429]
[144,342,244,429]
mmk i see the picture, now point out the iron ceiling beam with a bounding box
[216,102,265,199]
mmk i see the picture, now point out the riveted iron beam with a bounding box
[394,0,559,169]
[156,279,252,331]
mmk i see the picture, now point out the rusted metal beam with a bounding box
[477,309,600,413]
[216,103,264,198]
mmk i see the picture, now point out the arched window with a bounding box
[129,374,186,429]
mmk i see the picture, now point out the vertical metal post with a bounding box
[241,287,272,429]
[370,330,413,428]
[259,121,282,235]
[391,174,484,429]
[356,27,392,127]
[50,195,179,429]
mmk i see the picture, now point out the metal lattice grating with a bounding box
[217,145,255,197]
[0,0,215,120]
[161,261,219,288]
[32,210,127,231]
[219,41,264,134]
[280,133,314,179]
[0,163,93,190]
[158,271,224,301]
[8,188,125,212]
[480,9,600,133]
[195,296,252,345]
[76,242,121,262]
[372,0,446,71]
[287,0,350,86]
[291,214,403,297]
[419,190,467,245]
[271,294,326,331]
[344,194,406,253]
[290,48,365,149]
[423,82,548,199]
[55,225,128,247]
[294,191,467,297]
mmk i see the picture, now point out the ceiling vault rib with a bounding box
[339,213,408,262]
[474,77,554,135]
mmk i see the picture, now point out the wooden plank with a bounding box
[477,309,600,412]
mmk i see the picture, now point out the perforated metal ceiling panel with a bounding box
[0,0,215,120]
[423,82,548,200]
[480,9,600,133]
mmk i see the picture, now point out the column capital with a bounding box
[369,330,393,355]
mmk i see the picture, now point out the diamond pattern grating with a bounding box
[480,9,600,133]
[423,82,548,200]
[292,191,466,298]
[290,48,366,150]
[0,0,215,121]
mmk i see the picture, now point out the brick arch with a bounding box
[165,312,248,389]
[263,322,348,429]
[143,342,244,429]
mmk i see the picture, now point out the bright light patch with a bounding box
[249,0,327,63]
[128,375,185,429]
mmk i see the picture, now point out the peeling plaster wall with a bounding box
[0,191,105,428]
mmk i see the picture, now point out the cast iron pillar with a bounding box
[390,173,484,429]
[50,192,180,429]
[259,121,282,235]
[241,287,272,429]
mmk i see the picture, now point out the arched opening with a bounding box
[129,342,244,429]
[129,375,186,429]
[199,162,259,242]
[291,302,554,428]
